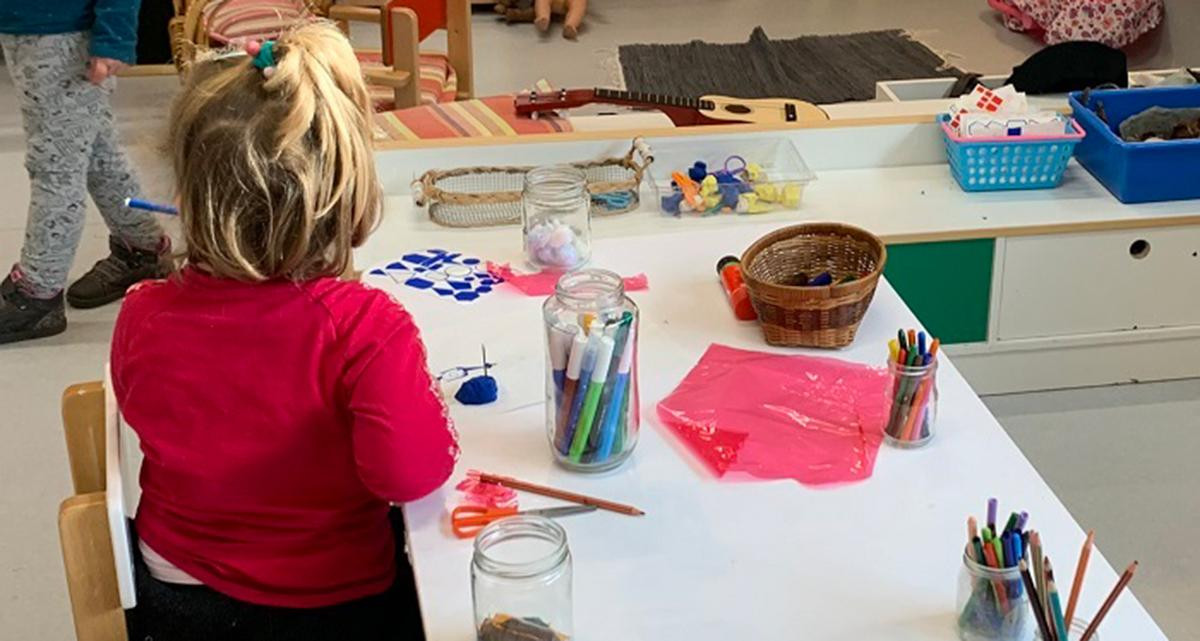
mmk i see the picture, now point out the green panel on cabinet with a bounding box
[883,239,994,344]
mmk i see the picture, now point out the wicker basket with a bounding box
[413,138,652,228]
[741,223,887,348]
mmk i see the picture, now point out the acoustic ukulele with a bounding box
[514,87,828,126]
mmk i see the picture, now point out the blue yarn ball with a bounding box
[455,375,498,405]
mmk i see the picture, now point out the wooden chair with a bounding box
[169,0,472,111]
[59,382,127,641]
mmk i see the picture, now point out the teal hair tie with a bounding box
[251,40,276,72]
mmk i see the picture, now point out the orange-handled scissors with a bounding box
[451,504,597,539]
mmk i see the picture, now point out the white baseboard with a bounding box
[947,327,1200,394]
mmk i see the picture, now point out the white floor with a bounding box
[2,1,1199,639]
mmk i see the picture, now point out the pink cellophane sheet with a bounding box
[656,344,892,486]
[487,262,649,296]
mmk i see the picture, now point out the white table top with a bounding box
[358,220,1166,641]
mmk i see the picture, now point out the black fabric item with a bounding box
[125,509,426,641]
[1006,41,1128,95]
[136,0,176,64]
[619,27,962,104]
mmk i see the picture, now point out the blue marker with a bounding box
[124,198,178,215]
[918,331,927,357]
[594,324,636,462]
[562,323,601,455]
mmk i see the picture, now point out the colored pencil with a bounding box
[1065,530,1095,626]
[1021,559,1056,641]
[1032,531,1047,625]
[475,472,645,516]
[1049,577,1069,641]
[1079,561,1138,641]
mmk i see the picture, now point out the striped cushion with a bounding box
[202,0,314,45]
[356,51,458,111]
[373,95,572,142]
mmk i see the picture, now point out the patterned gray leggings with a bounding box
[0,32,163,297]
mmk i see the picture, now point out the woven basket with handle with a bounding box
[413,138,652,228]
[741,223,887,348]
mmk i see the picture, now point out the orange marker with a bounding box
[671,171,704,209]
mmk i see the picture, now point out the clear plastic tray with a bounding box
[648,136,817,216]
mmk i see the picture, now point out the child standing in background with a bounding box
[0,0,168,345]
[111,24,458,639]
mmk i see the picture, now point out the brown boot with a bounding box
[66,236,169,309]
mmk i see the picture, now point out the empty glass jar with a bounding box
[523,165,591,271]
[472,515,573,641]
[543,268,639,472]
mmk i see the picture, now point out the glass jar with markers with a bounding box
[523,165,591,271]
[543,269,639,472]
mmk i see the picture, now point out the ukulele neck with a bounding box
[593,88,715,111]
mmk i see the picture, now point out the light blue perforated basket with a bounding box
[938,114,1085,192]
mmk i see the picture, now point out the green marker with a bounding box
[991,537,1005,567]
[568,336,615,462]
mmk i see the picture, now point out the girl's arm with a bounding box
[347,321,458,503]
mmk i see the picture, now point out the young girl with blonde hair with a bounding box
[111,23,457,639]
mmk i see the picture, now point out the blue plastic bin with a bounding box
[938,114,1084,192]
[1069,86,1200,203]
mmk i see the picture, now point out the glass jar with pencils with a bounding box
[472,515,573,641]
[543,268,639,472]
[885,331,939,447]
[957,552,1036,641]
[523,165,591,271]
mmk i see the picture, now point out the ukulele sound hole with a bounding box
[723,104,752,114]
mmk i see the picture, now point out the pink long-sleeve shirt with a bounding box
[110,267,458,608]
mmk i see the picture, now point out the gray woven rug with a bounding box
[618,27,962,104]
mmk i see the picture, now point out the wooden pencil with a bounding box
[1079,561,1138,641]
[476,472,645,516]
[1020,559,1055,641]
[1065,530,1095,626]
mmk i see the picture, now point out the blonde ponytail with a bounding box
[167,21,380,282]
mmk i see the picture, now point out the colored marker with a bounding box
[563,325,602,454]
[589,314,633,452]
[897,329,907,352]
[1012,530,1024,565]
[972,537,985,566]
[929,337,940,357]
[594,324,636,462]
[991,536,1005,568]
[549,325,575,393]
[987,498,998,533]
[554,334,588,453]
[568,336,615,462]
[888,338,899,363]
[918,331,926,357]
[124,197,178,215]
[907,329,917,349]
[1016,511,1030,532]
[1004,512,1019,534]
